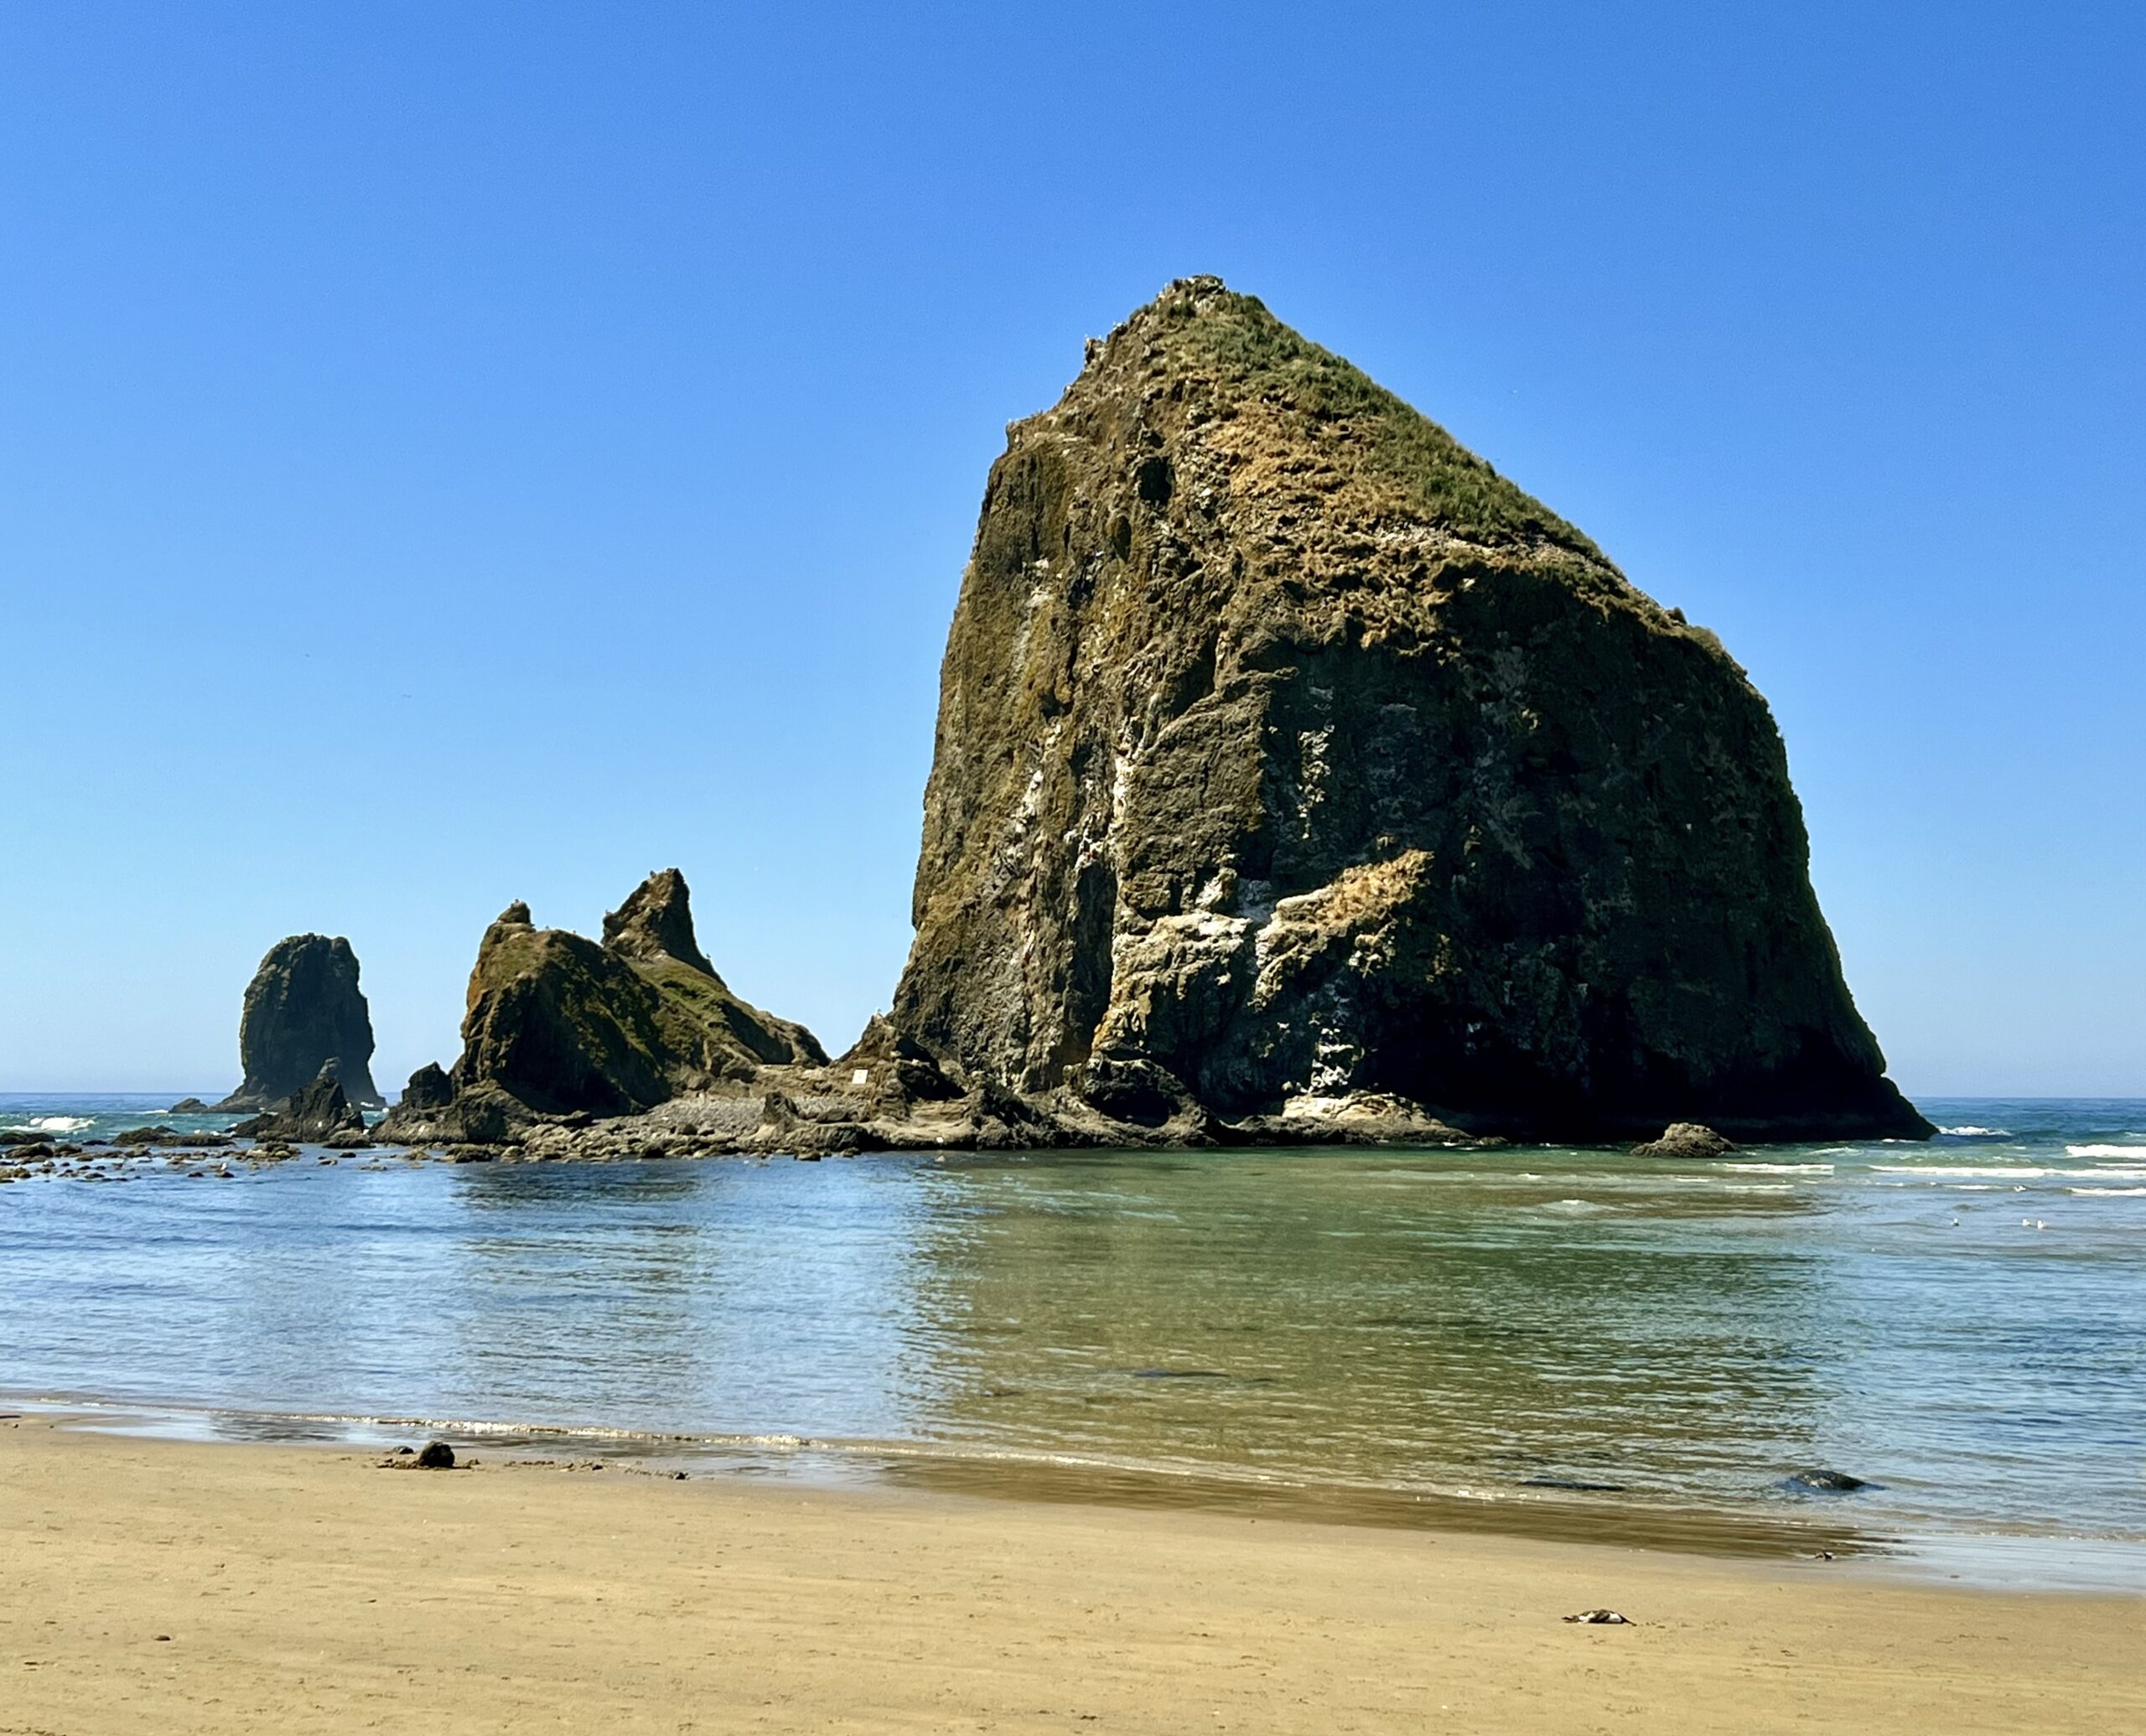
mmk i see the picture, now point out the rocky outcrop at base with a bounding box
[213,935,382,1111]
[374,1062,458,1144]
[887,277,1930,1145]
[231,1063,366,1142]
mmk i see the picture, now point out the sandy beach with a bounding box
[1,1412,2137,1734]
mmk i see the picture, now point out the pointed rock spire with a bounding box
[602,868,718,978]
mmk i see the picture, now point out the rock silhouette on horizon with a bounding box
[212,935,382,1112]
[888,277,1929,1143]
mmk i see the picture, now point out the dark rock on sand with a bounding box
[213,935,383,1111]
[1632,1122,1737,1159]
[416,1440,457,1469]
[231,1063,365,1143]
[889,277,1930,1145]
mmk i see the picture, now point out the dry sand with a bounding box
[1,1412,2138,1734]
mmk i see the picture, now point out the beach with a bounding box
[3,1413,2138,1735]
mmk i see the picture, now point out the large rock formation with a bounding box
[889,277,1928,1143]
[213,935,382,1112]
[387,870,825,1135]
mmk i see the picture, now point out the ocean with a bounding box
[3,1093,2141,1588]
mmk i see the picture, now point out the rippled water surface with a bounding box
[3,1095,2142,1579]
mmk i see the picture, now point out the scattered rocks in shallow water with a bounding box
[1564,1609,1633,1625]
[0,1130,55,1147]
[114,1126,176,1145]
[1632,1122,1737,1159]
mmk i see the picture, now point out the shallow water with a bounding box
[3,1094,2142,1585]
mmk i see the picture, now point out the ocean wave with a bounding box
[1940,1126,2011,1138]
[3,1116,92,1132]
[1874,1165,2048,1179]
[2066,1144,2146,1159]
[2070,1187,2146,1197]
[1722,1163,1833,1174]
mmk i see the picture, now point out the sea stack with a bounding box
[392,870,825,1136]
[213,934,382,1112]
[889,277,1928,1143]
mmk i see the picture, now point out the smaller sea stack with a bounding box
[385,869,824,1139]
[213,935,382,1112]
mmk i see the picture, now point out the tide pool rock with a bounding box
[889,277,1929,1144]
[213,935,382,1111]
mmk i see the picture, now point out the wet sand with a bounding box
[1,1412,2137,1734]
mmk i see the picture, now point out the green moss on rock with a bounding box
[448,872,822,1118]
[891,276,1928,1142]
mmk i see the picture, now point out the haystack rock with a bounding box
[213,935,382,1112]
[436,871,825,1122]
[889,277,1929,1143]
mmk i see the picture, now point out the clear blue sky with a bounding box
[2,3,2139,1098]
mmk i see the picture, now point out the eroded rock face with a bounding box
[601,868,717,977]
[444,871,825,1121]
[890,277,1928,1143]
[213,935,382,1111]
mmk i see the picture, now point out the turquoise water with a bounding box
[3,1094,2142,1582]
